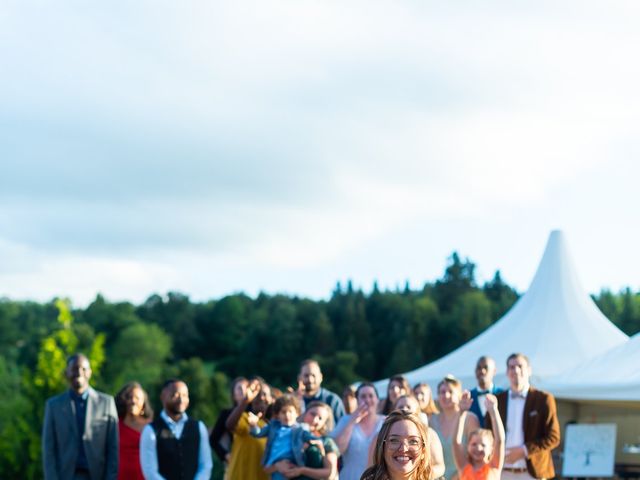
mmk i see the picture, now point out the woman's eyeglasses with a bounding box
[384,436,424,452]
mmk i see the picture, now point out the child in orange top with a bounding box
[453,392,505,480]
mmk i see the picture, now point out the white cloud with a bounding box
[0,251,176,305]
[1,1,640,303]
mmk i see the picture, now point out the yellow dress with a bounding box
[225,412,269,480]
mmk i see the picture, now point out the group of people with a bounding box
[43,354,213,480]
[42,353,560,480]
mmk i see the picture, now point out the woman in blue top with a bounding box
[332,382,385,480]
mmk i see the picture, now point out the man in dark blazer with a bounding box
[42,353,118,480]
[488,353,560,480]
[469,355,503,424]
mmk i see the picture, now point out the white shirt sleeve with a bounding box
[140,425,165,480]
[195,420,213,480]
[140,424,167,480]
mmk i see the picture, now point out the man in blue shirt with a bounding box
[298,359,345,424]
[140,379,212,480]
[43,353,118,480]
[469,355,503,425]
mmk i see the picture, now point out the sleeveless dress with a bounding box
[461,463,492,480]
[430,414,465,480]
[118,421,144,480]
[331,414,385,480]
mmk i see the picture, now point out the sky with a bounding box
[1,1,639,307]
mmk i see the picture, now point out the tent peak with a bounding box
[373,230,628,392]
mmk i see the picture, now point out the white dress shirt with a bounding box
[476,384,495,418]
[505,387,529,469]
[140,410,213,480]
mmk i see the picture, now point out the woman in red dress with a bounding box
[115,381,154,480]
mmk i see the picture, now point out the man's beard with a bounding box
[167,405,186,416]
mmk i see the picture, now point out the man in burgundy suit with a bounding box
[489,353,560,480]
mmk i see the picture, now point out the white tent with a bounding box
[540,332,640,401]
[374,230,628,392]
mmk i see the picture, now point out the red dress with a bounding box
[118,420,144,480]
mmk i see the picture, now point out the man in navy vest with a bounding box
[469,355,503,425]
[140,379,212,480]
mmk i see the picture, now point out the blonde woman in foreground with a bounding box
[360,411,431,480]
[394,394,446,479]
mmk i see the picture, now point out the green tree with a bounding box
[413,296,441,363]
[136,292,200,359]
[0,356,34,478]
[238,295,303,388]
[593,289,620,321]
[433,252,476,312]
[198,294,252,369]
[104,322,172,393]
[162,358,229,427]
[32,299,105,397]
[328,288,373,379]
[80,294,141,345]
[316,351,359,394]
[617,288,640,335]
[452,291,493,342]
[483,270,519,320]
[296,299,335,356]
[22,299,106,479]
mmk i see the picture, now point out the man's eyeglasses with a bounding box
[384,436,424,452]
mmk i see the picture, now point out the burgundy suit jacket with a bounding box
[488,386,560,479]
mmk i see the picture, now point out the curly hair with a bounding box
[273,393,301,416]
[360,410,431,480]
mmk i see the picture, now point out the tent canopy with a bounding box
[374,230,628,394]
[540,331,640,401]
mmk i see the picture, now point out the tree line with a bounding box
[1,252,639,478]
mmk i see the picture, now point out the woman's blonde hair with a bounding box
[413,382,439,415]
[361,410,431,480]
[467,428,495,463]
[437,374,462,393]
[304,400,334,436]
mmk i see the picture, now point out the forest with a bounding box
[1,252,639,478]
